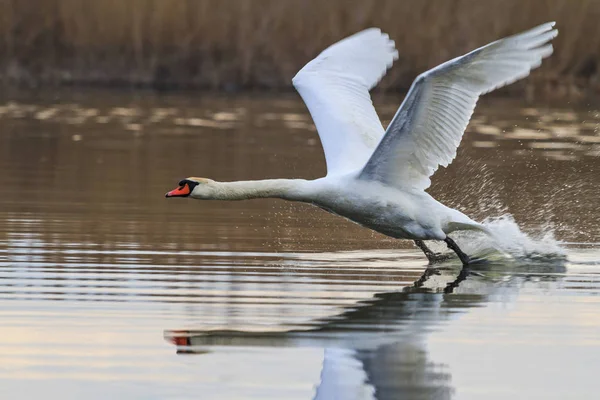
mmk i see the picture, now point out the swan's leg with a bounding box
[414,240,435,258]
[444,237,471,265]
[414,240,452,264]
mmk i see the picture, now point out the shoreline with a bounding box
[0,67,593,103]
[0,1,598,102]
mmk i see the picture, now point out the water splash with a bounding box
[451,215,566,261]
[485,215,565,260]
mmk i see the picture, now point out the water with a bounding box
[0,90,599,399]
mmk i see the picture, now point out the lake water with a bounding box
[0,90,599,399]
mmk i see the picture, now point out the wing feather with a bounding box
[360,22,558,189]
[293,29,398,175]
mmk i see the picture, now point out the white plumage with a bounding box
[168,22,558,265]
[292,28,398,174]
[360,22,557,189]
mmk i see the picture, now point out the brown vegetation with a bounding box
[0,0,597,95]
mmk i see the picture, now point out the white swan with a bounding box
[166,22,558,265]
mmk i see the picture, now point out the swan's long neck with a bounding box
[200,179,313,201]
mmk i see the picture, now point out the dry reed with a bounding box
[0,0,597,96]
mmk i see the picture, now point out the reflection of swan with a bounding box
[164,260,566,399]
[166,23,558,265]
[314,348,376,400]
[165,269,489,352]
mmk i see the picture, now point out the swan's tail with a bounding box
[446,220,491,235]
[444,209,492,236]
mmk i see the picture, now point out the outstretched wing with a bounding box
[293,28,398,175]
[359,22,558,189]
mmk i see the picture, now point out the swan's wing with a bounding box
[293,29,398,175]
[359,22,558,189]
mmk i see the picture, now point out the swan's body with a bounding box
[166,23,558,264]
[304,176,480,240]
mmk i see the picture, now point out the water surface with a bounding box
[0,90,599,399]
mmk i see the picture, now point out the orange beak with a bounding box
[165,183,191,198]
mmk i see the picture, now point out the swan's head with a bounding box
[165,177,215,199]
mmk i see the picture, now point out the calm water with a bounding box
[0,90,599,399]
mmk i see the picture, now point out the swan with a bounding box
[166,22,558,265]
